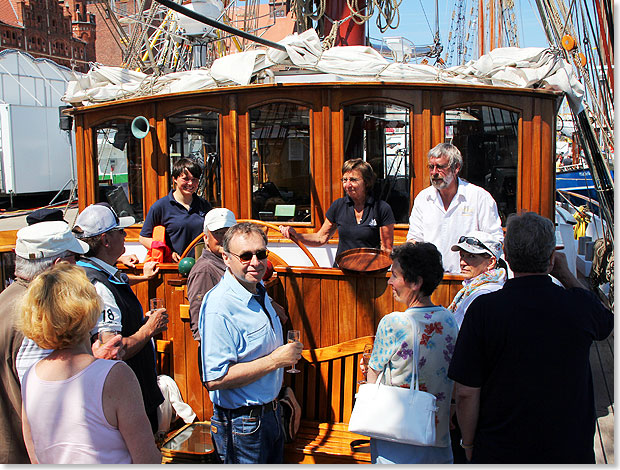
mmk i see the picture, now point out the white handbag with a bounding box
[348,313,438,446]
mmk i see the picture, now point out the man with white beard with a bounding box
[406,143,503,273]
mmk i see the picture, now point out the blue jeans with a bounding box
[210,401,284,464]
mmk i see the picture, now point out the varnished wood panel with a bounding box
[320,278,340,347]
[302,275,322,349]
[355,277,375,338]
[338,278,357,343]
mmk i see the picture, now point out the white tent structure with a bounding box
[0,50,80,197]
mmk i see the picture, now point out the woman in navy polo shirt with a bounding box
[279,158,395,262]
[139,158,212,261]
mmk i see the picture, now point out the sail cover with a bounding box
[63,29,583,110]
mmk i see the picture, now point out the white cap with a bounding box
[15,221,89,259]
[73,203,135,238]
[451,230,503,260]
[204,208,236,232]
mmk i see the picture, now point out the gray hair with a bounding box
[428,143,463,171]
[14,250,74,281]
[222,222,268,253]
[504,212,555,273]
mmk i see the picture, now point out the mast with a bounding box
[533,0,614,241]
[325,0,367,46]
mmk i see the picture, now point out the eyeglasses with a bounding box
[341,177,361,183]
[458,236,493,254]
[227,249,269,263]
[108,228,126,235]
[428,163,450,171]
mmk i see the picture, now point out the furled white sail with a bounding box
[63,29,583,110]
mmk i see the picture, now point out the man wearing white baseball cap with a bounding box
[0,221,121,463]
[187,208,237,344]
[73,203,167,432]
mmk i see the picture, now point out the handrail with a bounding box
[237,219,319,267]
[179,219,320,267]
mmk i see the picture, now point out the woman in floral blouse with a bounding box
[367,242,459,463]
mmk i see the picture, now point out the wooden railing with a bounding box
[123,264,464,427]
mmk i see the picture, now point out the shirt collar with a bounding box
[222,269,263,303]
[504,274,552,288]
[166,190,199,210]
[345,194,375,206]
[84,256,118,276]
[427,177,466,202]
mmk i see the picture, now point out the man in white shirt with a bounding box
[407,143,503,273]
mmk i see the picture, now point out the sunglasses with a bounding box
[459,236,493,254]
[227,249,269,263]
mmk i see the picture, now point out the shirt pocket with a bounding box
[246,322,269,346]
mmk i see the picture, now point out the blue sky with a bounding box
[368,0,550,50]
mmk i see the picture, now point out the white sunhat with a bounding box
[73,203,135,238]
[203,208,237,232]
[451,230,503,260]
[15,221,89,259]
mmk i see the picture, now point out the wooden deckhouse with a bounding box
[69,80,562,462]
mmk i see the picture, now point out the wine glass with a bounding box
[286,330,301,374]
[357,344,373,384]
[149,298,164,311]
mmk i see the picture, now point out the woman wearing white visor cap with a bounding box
[448,230,507,328]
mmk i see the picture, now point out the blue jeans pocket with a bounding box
[231,415,261,436]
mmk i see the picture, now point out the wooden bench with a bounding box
[284,336,375,464]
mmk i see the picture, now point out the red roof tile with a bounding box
[0,0,22,27]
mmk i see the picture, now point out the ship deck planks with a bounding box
[592,332,614,464]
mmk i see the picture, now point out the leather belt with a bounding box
[215,399,278,417]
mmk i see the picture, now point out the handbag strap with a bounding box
[373,310,422,397]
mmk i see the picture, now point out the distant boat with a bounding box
[556,163,614,208]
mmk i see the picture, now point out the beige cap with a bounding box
[15,221,89,259]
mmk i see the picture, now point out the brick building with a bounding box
[0,0,95,72]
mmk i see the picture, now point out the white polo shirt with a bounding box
[406,178,503,273]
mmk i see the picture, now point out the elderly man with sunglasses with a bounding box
[72,203,168,433]
[406,143,503,273]
[198,222,302,464]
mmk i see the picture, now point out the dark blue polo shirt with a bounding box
[140,191,211,257]
[325,195,395,259]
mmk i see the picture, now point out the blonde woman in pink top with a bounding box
[17,263,161,464]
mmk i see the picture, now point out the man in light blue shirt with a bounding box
[199,222,302,464]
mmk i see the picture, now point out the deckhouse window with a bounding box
[445,105,518,224]
[167,109,221,207]
[94,120,143,222]
[343,103,411,223]
[250,103,311,223]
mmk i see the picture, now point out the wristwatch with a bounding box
[460,439,474,450]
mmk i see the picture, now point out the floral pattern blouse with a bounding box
[368,306,459,448]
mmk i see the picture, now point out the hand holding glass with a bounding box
[98,326,119,344]
[149,298,164,315]
[358,344,373,384]
[286,330,301,374]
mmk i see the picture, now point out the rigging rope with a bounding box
[291,0,402,37]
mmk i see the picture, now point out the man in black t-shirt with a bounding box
[448,212,613,464]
